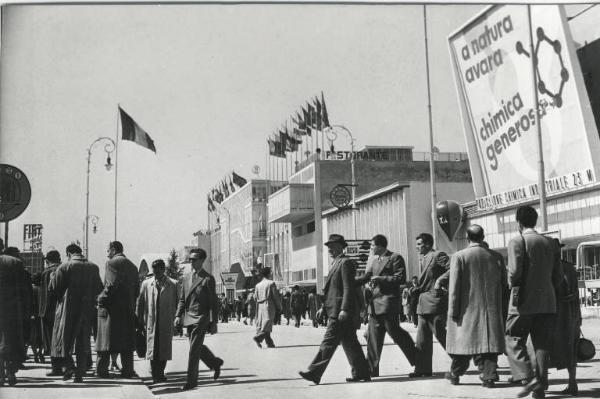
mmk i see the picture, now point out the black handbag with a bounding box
[577,333,596,362]
[135,327,147,358]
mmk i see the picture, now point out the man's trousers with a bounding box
[449,353,499,381]
[303,317,369,383]
[185,318,220,386]
[97,351,134,376]
[414,313,447,374]
[505,313,555,387]
[367,313,416,376]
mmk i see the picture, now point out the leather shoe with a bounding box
[518,379,543,398]
[181,383,197,391]
[345,376,371,383]
[96,372,110,379]
[409,371,433,378]
[561,383,578,396]
[253,336,262,348]
[120,372,138,379]
[444,372,459,385]
[532,390,545,399]
[298,371,320,385]
[508,376,529,386]
[482,380,495,388]
[213,358,224,380]
[62,368,74,381]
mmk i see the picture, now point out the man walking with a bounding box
[49,244,103,383]
[253,267,282,348]
[298,234,370,385]
[356,234,416,377]
[444,225,507,388]
[291,285,304,328]
[96,241,140,378]
[175,248,223,391]
[307,288,319,328]
[506,206,562,399]
[136,259,178,384]
[39,250,63,376]
[408,233,450,378]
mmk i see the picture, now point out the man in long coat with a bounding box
[49,244,103,383]
[290,285,304,328]
[175,248,223,391]
[96,241,140,378]
[39,250,63,375]
[136,259,178,383]
[307,289,319,328]
[408,233,450,377]
[253,267,282,348]
[356,234,416,378]
[505,206,562,399]
[299,234,370,385]
[0,239,31,386]
[444,225,507,388]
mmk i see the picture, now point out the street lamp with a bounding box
[324,125,357,239]
[216,204,231,272]
[85,137,115,259]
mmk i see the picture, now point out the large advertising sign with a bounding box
[23,224,43,252]
[449,5,600,211]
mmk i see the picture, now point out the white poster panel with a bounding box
[449,5,598,210]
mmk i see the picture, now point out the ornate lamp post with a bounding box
[325,125,357,239]
[85,137,115,259]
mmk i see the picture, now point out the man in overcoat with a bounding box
[356,234,416,377]
[0,239,31,386]
[96,241,140,378]
[136,259,178,383]
[505,206,562,399]
[253,267,282,348]
[39,250,63,376]
[49,244,103,383]
[175,248,223,391]
[444,225,507,387]
[291,285,304,328]
[299,234,370,385]
[408,232,450,377]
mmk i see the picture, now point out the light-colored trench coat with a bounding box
[255,278,282,334]
[446,243,507,355]
[136,275,178,360]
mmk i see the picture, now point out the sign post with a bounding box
[0,164,32,246]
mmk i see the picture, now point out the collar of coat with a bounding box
[70,254,86,262]
[521,228,537,235]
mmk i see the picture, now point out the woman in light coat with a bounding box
[253,267,282,348]
[136,259,178,383]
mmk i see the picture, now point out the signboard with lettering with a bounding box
[449,5,600,211]
[344,239,371,272]
[23,224,43,252]
[0,164,32,222]
[221,272,239,288]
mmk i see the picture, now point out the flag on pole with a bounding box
[119,106,157,153]
[228,176,236,193]
[321,91,330,128]
[302,107,312,136]
[232,171,247,187]
[307,102,317,130]
[221,179,230,198]
[268,136,286,158]
[314,97,323,130]
[207,194,216,212]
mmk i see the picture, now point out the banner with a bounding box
[449,5,600,210]
[23,224,43,252]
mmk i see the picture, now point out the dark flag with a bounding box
[207,194,216,212]
[293,112,308,136]
[321,91,330,128]
[302,107,312,136]
[214,188,223,204]
[268,136,286,158]
[314,97,323,130]
[221,179,230,198]
[119,106,157,153]
[232,171,247,187]
[307,102,317,130]
[228,176,236,193]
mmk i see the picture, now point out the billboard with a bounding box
[449,5,600,211]
[23,224,43,252]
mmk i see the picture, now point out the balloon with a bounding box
[436,200,464,241]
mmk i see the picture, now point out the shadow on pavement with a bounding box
[272,344,322,348]
[150,377,299,395]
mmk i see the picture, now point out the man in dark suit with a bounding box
[408,233,450,378]
[96,241,140,378]
[505,206,562,399]
[39,250,63,376]
[175,248,223,391]
[356,234,416,377]
[299,234,370,385]
[290,285,304,328]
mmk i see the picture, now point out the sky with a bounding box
[0,2,508,269]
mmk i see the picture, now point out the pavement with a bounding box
[2,318,599,399]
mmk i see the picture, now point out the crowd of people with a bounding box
[0,204,586,397]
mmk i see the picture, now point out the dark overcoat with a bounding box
[96,253,140,352]
[323,255,362,327]
[49,254,103,357]
[0,254,30,361]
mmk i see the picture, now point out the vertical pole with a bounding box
[423,5,438,245]
[85,149,91,258]
[114,107,120,240]
[351,138,357,240]
[4,222,8,247]
[528,5,548,230]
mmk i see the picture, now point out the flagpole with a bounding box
[114,105,119,241]
[528,4,547,231]
[423,5,438,246]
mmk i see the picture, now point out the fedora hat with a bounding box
[324,234,347,248]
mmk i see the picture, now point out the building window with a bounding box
[307,220,315,233]
[293,225,303,237]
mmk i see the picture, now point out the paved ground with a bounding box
[2,318,599,399]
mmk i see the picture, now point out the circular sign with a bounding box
[0,164,32,222]
[252,165,260,175]
[330,185,351,209]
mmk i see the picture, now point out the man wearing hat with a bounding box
[40,249,63,376]
[175,248,223,391]
[299,234,370,385]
